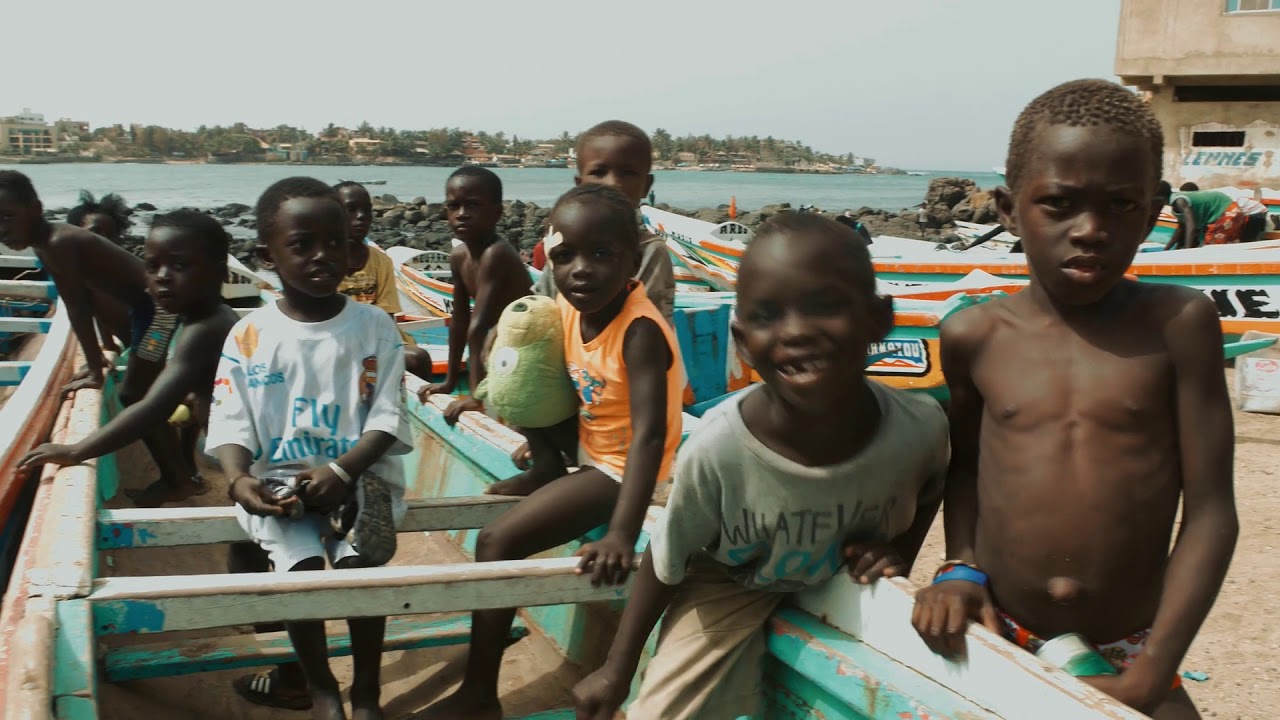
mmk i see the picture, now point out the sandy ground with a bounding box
[96,366,1278,719]
[908,368,1280,720]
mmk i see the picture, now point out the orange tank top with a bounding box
[559,281,684,481]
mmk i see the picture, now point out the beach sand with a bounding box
[909,367,1280,719]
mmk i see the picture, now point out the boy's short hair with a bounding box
[576,121,653,166]
[66,190,133,234]
[151,209,230,266]
[255,177,342,242]
[448,166,503,204]
[1005,79,1163,191]
[1157,180,1173,205]
[1179,182,1200,192]
[333,180,367,193]
[752,213,877,301]
[0,170,38,204]
[551,184,640,253]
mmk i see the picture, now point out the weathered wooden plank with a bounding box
[0,316,52,333]
[26,388,104,599]
[98,495,523,549]
[0,254,41,269]
[0,279,57,300]
[794,575,1146,720]
[3,596,55,720]
[53,695,97,720]
[768,608,990,719]
[91,557,631,635]
[764,660,870,720]
[103,615,529,682]
[0,360,33,385]
[51,600,96,717]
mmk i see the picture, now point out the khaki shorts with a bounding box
[627,555,784,720]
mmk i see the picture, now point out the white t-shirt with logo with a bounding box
[207,297,411,516]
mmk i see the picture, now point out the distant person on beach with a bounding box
[214,177,409,720]
[418,185,685,720]
[333,181,433,380]
[19,210,238,506]
[911,79,1236,718]
[0,172,194,492]
[416,167,530,423]
[66,189,136,353]
[532,120,675,326]
[835,210,874,245]
[1158,181,1268,249]
[573,213,947,720]
[916,203,930,233]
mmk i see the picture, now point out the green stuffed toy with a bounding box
[474,295,579,428]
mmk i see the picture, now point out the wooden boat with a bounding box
[340,179,387,186]
[0,302,1149,718]
[0,251,75,589]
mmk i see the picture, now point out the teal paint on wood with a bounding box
[94,599,167,634]
[510,710,577,720]
[1225,336,1277,359]
[103,616,530,682]
[765,660,872,720]
[55,695,98,720]
[766,608,989,719]
[0,360,32,385]
[675,305,732,405]
[53,600,97,717]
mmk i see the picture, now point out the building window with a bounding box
[1175,85,1280,102]
[1226,0,1280,12]
[1192,131,1247,147]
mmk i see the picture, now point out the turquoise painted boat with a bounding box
[0,315,1148,717]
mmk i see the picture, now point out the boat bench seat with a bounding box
[102,615,529,683]
[97,495,524,550]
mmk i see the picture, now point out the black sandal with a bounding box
[232,668,312,711]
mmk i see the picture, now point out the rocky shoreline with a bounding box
[49,177,998,266]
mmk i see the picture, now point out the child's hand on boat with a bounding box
[229,474,298,517]
[572,666,630,720]
[443,396,483,425]
[417,380,456,404]
[17,442,84,471]
[296,464,347,511]
[910,578,1002,659]
[842,541,907,584]
[511,442,533,470]
[575,532,636,586]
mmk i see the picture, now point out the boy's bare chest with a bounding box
[973,326,1174,430]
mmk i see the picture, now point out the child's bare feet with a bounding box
[125,475,208,507]
[309,687,347,720]
[486,469,556,497]
[414,686,502,720]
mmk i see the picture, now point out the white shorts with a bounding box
[577,447,623,484]
[235,508,359,572]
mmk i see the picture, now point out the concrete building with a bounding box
[1116,0,1280,189]
[0,108,56,155]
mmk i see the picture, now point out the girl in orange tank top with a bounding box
[418,184,684,719]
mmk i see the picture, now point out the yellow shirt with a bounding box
[339,243,413,346]
[559,281,684,482]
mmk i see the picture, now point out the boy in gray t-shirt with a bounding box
[573,213,949,720]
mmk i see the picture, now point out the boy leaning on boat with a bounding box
[574,212,949,720]
[911,80,1236,719]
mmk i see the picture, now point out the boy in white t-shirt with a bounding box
[573,213,949,720]
[208,177,410,720]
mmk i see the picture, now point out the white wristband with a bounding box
[328,461,353,485]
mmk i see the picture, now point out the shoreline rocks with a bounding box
[50,176,998,267]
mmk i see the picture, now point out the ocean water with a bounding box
[1,163,1004,214]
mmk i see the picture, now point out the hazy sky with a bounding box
[8,0,1121,170]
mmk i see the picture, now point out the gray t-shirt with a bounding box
[651,382,948,592]
[532,229,675,326]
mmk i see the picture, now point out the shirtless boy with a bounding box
[417,167,529,423]
[0,172,181,395]
[19,210,238,505]
[911,79,1237,719]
